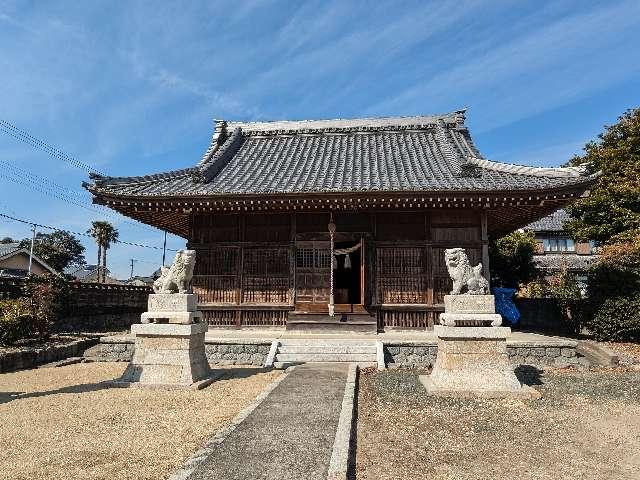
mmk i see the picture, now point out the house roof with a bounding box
[0,242,21,258]
[523,209,571,232]
[64,264,110,279]
[0,242,57,274]
[533,253,596,273]
[85,111,597,198]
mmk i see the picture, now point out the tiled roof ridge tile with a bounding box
[86,166,196,188]
[228,110,466,134]
[193,126,244,183]
[467,157,595,179]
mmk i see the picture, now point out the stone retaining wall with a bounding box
[91,336,271,366]
[384,340,588,369]
[94,335,586,369]
[0,337,98,373]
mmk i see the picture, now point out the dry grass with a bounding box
[0,362,280,480]
[356,367,640,480]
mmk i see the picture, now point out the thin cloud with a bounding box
[368,0,640,130]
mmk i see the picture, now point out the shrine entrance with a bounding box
[293,236,365,314]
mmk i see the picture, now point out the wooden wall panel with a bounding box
[244,214,291,242]
[242,247,291,303]
[377,310,429,329]
[191,214,239,243]
[192,247,240,304]
[295,213,330,233]
[375,247,428,303]
[375,213,426,241]
[295,242,331,307]
[432,227,480,242]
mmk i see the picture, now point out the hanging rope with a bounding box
[333,241,362,270]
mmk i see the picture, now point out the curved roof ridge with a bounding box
[467,156,592,178]
[86,166,196,187]
[227,109,467,133]
[193,126,244,183]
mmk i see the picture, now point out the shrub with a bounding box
[548,269,584,334]
[586,296,640,342]
[23,274,70,340]
[0,298,34,345]
[583,234,640,341]
[518,278,549,298]
[489,231,538,288]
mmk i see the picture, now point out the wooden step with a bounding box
[287,313,377,333]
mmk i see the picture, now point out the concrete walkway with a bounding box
[187,363,349,480]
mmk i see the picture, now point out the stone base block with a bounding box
[148,293,197,312]
[444,294,495,314]
[439,313,502,327]
[422,326,539,398]
[121,322,212,388]
[140,310,203,325]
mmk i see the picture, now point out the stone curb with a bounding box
[576,341,619,366]
[327,363,358,480]
[0,338,98,373]
[168,366,295,480]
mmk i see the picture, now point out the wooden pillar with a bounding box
[481,210,490,286]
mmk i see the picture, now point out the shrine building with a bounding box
[84,111,597,331]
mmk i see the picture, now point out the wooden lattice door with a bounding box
[294,241,331,312]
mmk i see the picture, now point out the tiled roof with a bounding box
[0,242,20,258]
[64,264,110,279]
[524,209,571,232]
[85,111,598,198]
[533,253,596,273]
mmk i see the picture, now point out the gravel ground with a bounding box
[0,362,280,480]
[356,367,640,480]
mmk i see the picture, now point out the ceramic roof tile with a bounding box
[523,209,571,232]
[85,112,598,198]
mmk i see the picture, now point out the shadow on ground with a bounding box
[0,380,122,405]
[514,364,544,386]
[212,366,276,380]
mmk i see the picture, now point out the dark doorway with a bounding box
[333,241,361,305]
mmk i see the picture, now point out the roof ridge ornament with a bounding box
[193,126,244,183]
[457,161,482,178]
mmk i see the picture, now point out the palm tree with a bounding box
[87,221,119,283]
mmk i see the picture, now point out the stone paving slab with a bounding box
[187,363,349,480]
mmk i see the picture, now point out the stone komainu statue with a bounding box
[444,248,489,295]
[153,250,196,294]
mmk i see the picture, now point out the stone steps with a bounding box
[278,345,376,354]
[273,339,378,366]
[275,353,376,363]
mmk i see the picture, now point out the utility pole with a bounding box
[162,230,167,266]
[129,258,138,279]
[28,224,36,275]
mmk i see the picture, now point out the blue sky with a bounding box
[1,0,639,278]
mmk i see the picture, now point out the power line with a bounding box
[0,162,162,234]
[0,119,104,175]
[0,119,167,235]
[0,211,179,252]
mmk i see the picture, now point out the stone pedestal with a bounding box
[119,321,212,389]
[420,295,538,398]
[420,326,536,397]
[120,293,211,388]
[141,294,203,325]
[439,295,502,327]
